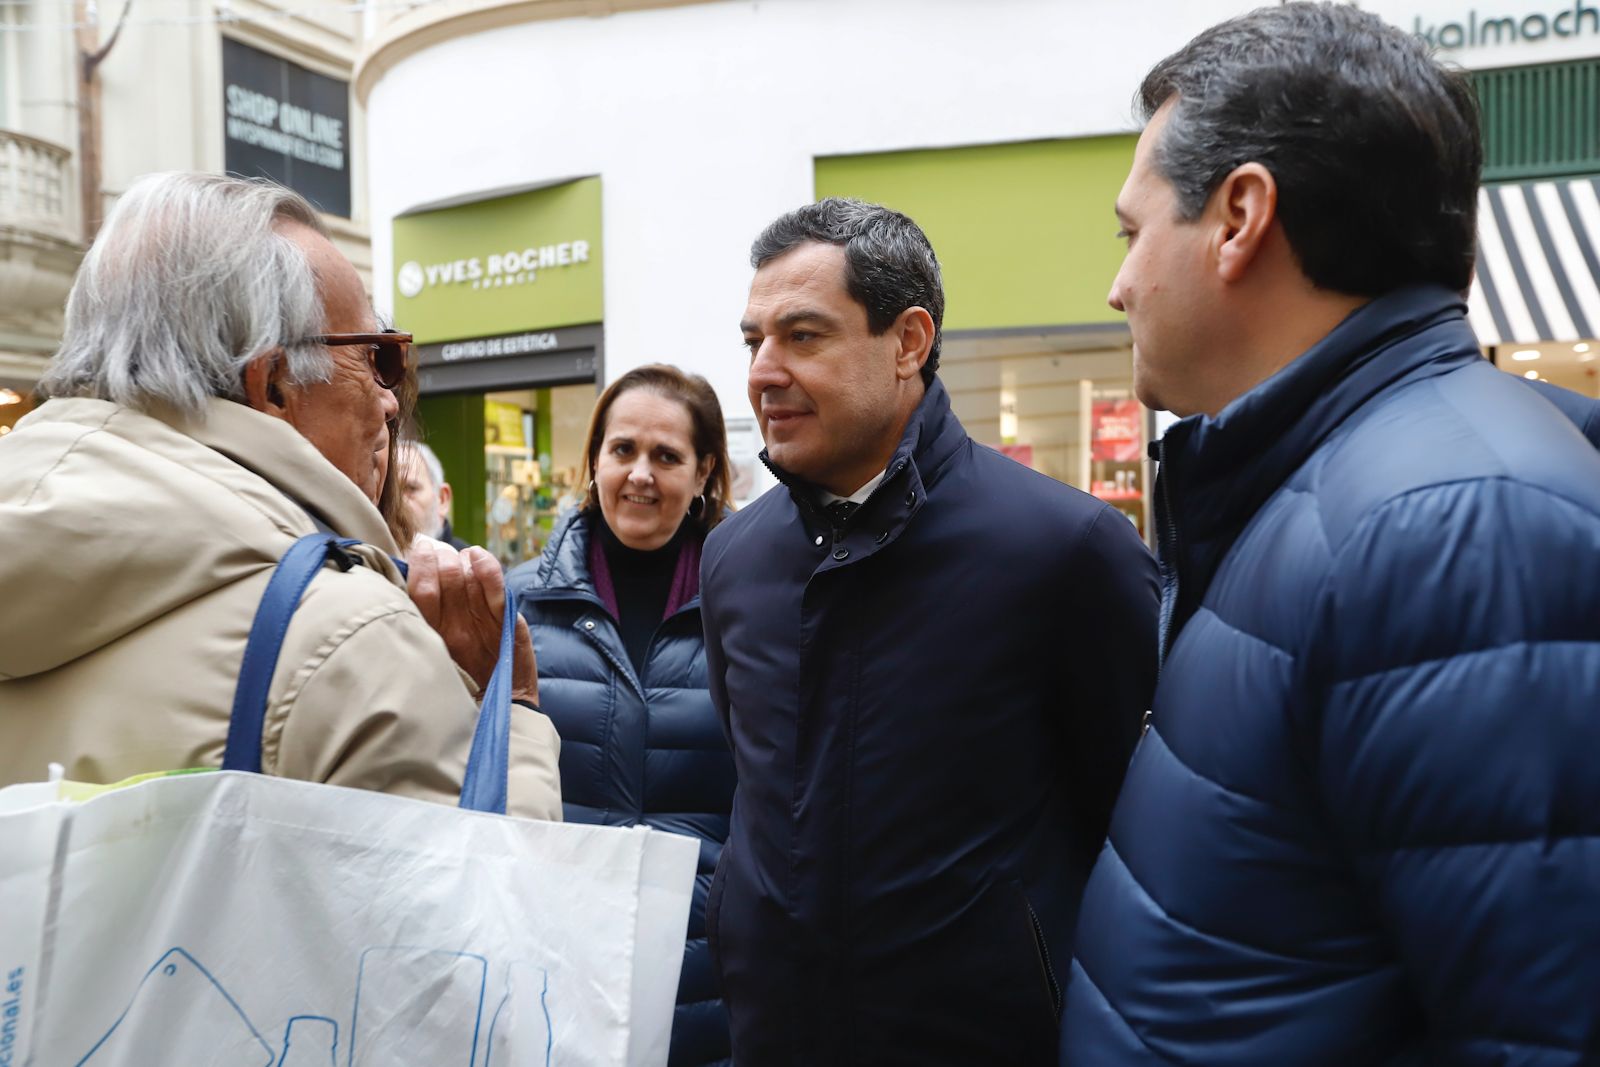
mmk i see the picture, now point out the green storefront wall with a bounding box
[398,177,604,543]
[416,393,487,545]
[813,136,1136,330]
[391,177,604,345]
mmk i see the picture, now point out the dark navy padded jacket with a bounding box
[508,511,735,1067]
[701,380,1159,1065]
[1063,286,1600,1066]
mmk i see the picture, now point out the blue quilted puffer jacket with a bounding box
[1063,286,1600,1066]
[507,510,735,1067]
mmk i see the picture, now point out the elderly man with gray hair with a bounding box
[401,440,470,549]
[0,172,561,820]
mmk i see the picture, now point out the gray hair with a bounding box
[405,440,446,492]
[40,172,335,419]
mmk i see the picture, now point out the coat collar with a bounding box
[1156,284,1483,643]
[761,376,967,518]
[186,397,401,557]
[757,377,968,569]
[526,507,600,598]
[521,508,703,616]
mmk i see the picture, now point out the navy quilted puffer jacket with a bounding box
[1064,286,1600,1066]
[508,510,735,1067]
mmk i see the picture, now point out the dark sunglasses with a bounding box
[307,330,413,390]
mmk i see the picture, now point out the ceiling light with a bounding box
[1511,349,1541,361]
[0,388,22,406]
[1575,343,1591,353]
[1523,370,1541,379]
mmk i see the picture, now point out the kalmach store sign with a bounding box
[222,39,351,218]
[1373,0,1600,63]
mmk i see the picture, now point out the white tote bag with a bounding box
[0,770,698,1067]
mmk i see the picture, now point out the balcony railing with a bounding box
[0,130,73,240]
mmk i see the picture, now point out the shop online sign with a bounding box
[391,178,603,345]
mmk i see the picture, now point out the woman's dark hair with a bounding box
[378,356,421,548]
[1139,1,1482,296]
[582,364,733,537]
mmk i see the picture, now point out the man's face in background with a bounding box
[400,449,449,540]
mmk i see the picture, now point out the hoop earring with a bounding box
[688,494,706,518]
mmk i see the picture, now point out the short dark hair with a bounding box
[582,363,734,537]
[750,197,945,384]
[1139,1,1482,296]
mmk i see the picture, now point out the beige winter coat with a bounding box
[0,396,561,819]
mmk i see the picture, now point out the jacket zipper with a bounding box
[1023,898,1063,1019]
[1154,437,1181,674]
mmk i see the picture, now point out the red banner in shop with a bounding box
[998,443,1034,468]
[1090,399,1142,462]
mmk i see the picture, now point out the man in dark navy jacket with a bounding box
[1065,5,1600,1065]
[700,198,1159,1064]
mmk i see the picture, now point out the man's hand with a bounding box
[407,537,540,707]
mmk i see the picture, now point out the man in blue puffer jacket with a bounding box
[1064,5,1600,1065]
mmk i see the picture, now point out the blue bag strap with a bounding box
[224,533,356,773]
[457,595,514,815]
[225,531,514,815]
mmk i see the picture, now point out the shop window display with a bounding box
[942,331,1151,539]
[480,383,595,567]
[1491,339,1600,397]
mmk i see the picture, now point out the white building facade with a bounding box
[355,0,1600,560]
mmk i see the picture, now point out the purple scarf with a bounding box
[587,521,704,622]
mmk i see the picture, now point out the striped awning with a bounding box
[1469,177,1600,346]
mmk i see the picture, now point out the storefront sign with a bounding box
[392,179,603,345]
[415,323,603,396]
[436,331,562,364]
[1411,2,1600,48]
[1365,0,1600,62]
[222,39,350,218]
[397,243,591,298]
[1090,398,1142,463]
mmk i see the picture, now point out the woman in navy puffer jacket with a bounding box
[507,364,736,1067]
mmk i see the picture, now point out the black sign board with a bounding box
[415,324,603,395]
[222,38,351,218]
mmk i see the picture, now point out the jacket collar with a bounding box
[761,376,967,518]
[1156,284,1483,642]
[186,398,401,557]
[757,377,967,569]
[522,508,702,616]
[527,507,600,599]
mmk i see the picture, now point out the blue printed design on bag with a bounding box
[484,962,553,1067]
[276,1015,338,1067]
[74,947,553,1066]
[348,947,487,1066]
[74,948,274,1066]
